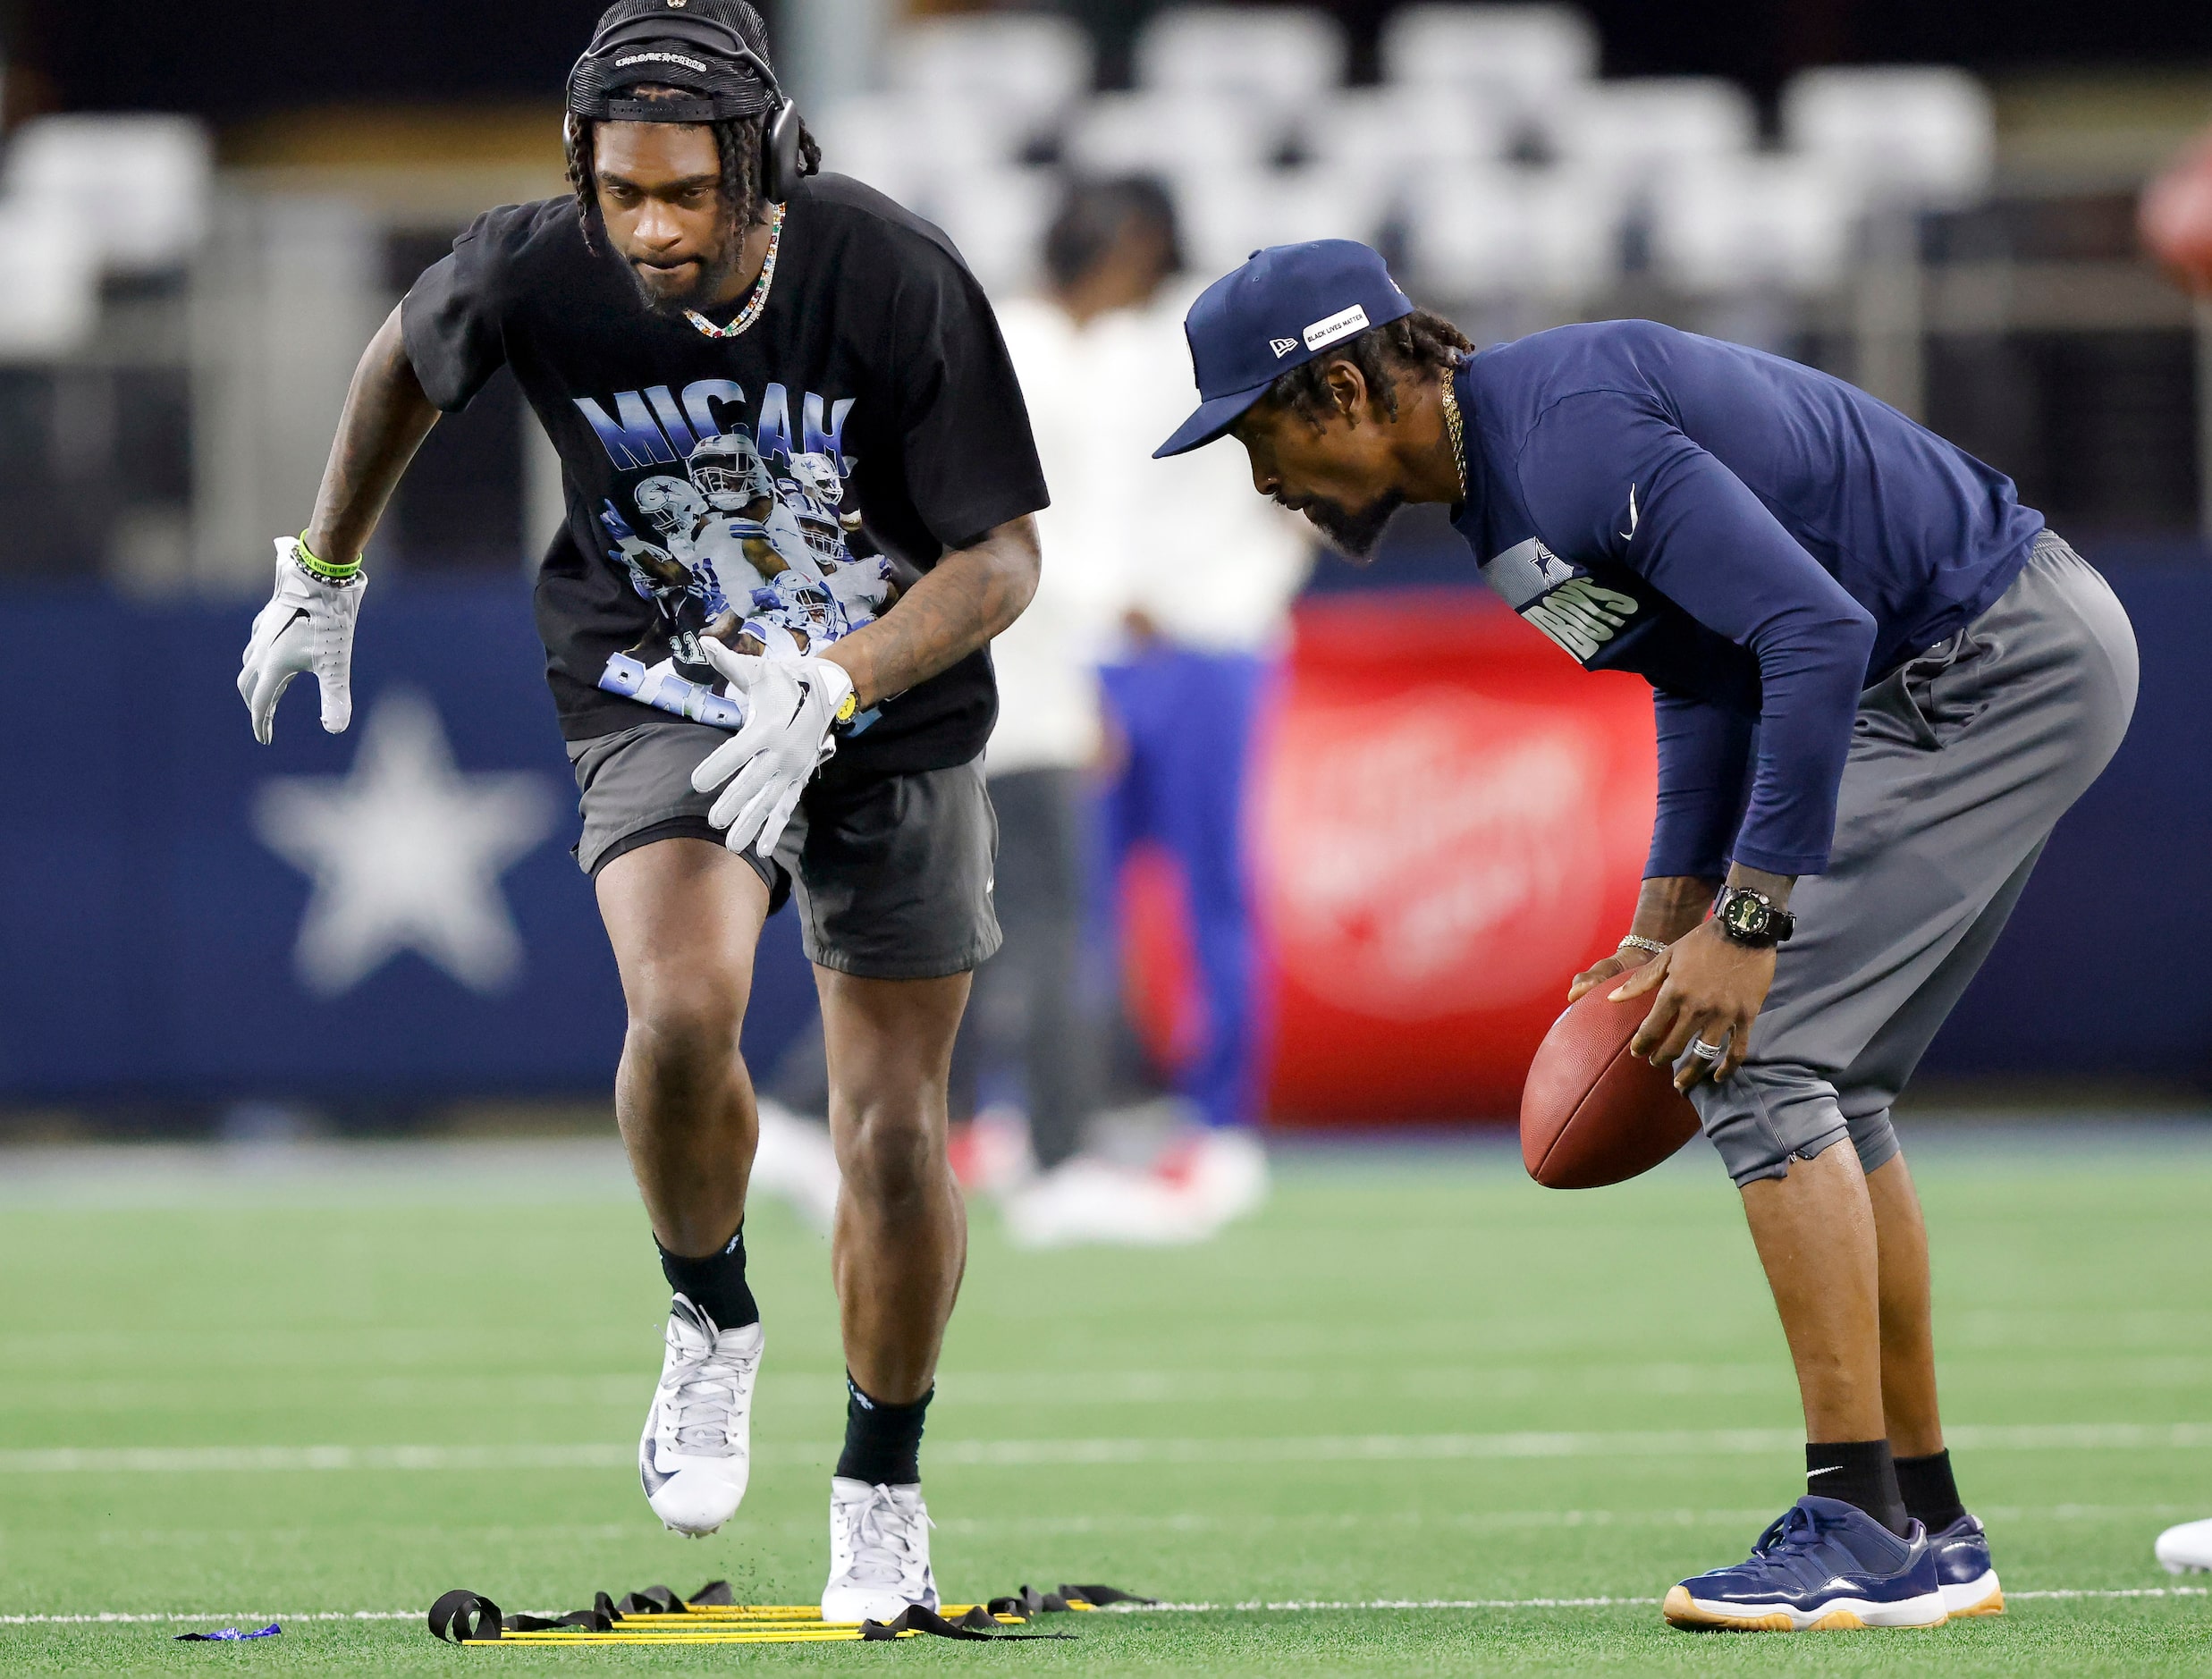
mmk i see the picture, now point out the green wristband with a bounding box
[294,533,362,584]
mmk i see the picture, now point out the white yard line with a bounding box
[0,1445,633,1472]
[9,1422,2210,1474]
[1126,1588,2212,1611]
[6,1587,2206,1624]
[932,1422,2212,1464]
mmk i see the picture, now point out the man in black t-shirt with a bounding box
[233,0,1047,1621]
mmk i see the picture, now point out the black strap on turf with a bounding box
[427,1590,504,1643]
[687,1579,738,1607]
[988,1581,1157,1616]
[613,1584,686,1616]
[861,1605,1074,1641]
[989,1584,1067,1615]
[511,1609,613,1633]
[1060,1583,1157,1607]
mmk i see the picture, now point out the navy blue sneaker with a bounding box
[1664,1496,1949,1631]
[1928,1512,2003,1616]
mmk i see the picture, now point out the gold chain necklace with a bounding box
[1440,368,1468,499]
[685,203,785,341]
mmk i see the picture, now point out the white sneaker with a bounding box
[1001,1156,1208,1248]
[948,1102,1035,1194]
[821,1477,938,1622]
[750,1098,841,1233]
[637,1295,762,1536]
[1161,1126,1271,1228]
[2156,1517,2212,1573]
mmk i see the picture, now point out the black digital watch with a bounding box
[1714,886,1796,949]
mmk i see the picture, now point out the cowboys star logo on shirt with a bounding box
[1477,537,1641,664]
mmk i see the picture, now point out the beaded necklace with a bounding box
[684,203,785,341]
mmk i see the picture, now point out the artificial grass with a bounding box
[2,1127,2208,1675]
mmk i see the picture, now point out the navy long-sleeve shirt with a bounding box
[1449,322,2041,877]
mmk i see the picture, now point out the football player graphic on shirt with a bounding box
[687,429,828,594]
[595,418,894,731]
[680,429,848,657]
[600,494,731,672]
[781,448,901,625]
[632,473,710,559]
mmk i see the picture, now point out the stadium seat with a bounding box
[882,13,1093,131]
[3,114,210,273]
[1300,87,1512,198]
[1542,78,1757,184]
[1650,155,1862,294]
[1173,165,1389,277]
[0,197,100,355]
[1378,4,1598,117]
[1062,91,1279,184]
[812,93,1031,206]
[1134,7,1349,118]
[1782,65,1996,207]
[900,165,1058,300]
[1402,163,1625,301]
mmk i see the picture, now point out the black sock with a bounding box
[655,1227,758,1332]
[1894,1448,1966,1532]
[835,1376,930,1486]
[1805,1439,1910,1538]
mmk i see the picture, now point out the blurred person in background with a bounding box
[233,0,1048,1623]
[944,182,1126,1233]
[990,176,1309,1245]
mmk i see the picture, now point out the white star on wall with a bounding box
[253,689,559,997]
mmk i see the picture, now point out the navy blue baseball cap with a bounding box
[1154,239,1415,459]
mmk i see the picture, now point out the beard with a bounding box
[1296,489,1406,561]
[626,235,747,319]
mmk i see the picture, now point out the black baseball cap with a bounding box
[569,0,780,125]
[1154,240,1415,459]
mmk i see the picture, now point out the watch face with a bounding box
[1724,893,1767,938]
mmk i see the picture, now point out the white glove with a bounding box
[238,537,367,746]
[689,638,857,859]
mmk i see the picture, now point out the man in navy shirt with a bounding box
[1156,242,2139,1632]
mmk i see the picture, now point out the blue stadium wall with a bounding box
[1,543,2206,1113]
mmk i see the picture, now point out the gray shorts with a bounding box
[568,719,1002,981]
[1692,533,2139,1185]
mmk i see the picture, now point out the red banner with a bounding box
[1254,591,1658,1122]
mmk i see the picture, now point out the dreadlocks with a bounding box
[564,94,822,257]
[1260,308,1474,429]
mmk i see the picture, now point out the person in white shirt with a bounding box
[989,177,1309,1244]
[963,181,1151,1219]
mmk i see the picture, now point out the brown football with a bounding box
[1520,972,1703,1188]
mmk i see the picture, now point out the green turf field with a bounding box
[3,1126,2209,1675]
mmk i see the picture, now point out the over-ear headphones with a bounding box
[743,49,802,205]
[567,5,806,204]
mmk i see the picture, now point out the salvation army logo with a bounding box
[1256,687,1616,1021]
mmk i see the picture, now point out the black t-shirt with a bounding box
[401,173,1049,778]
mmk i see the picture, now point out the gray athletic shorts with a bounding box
[568,718,1002,981]
[1691,533,2138,1185]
